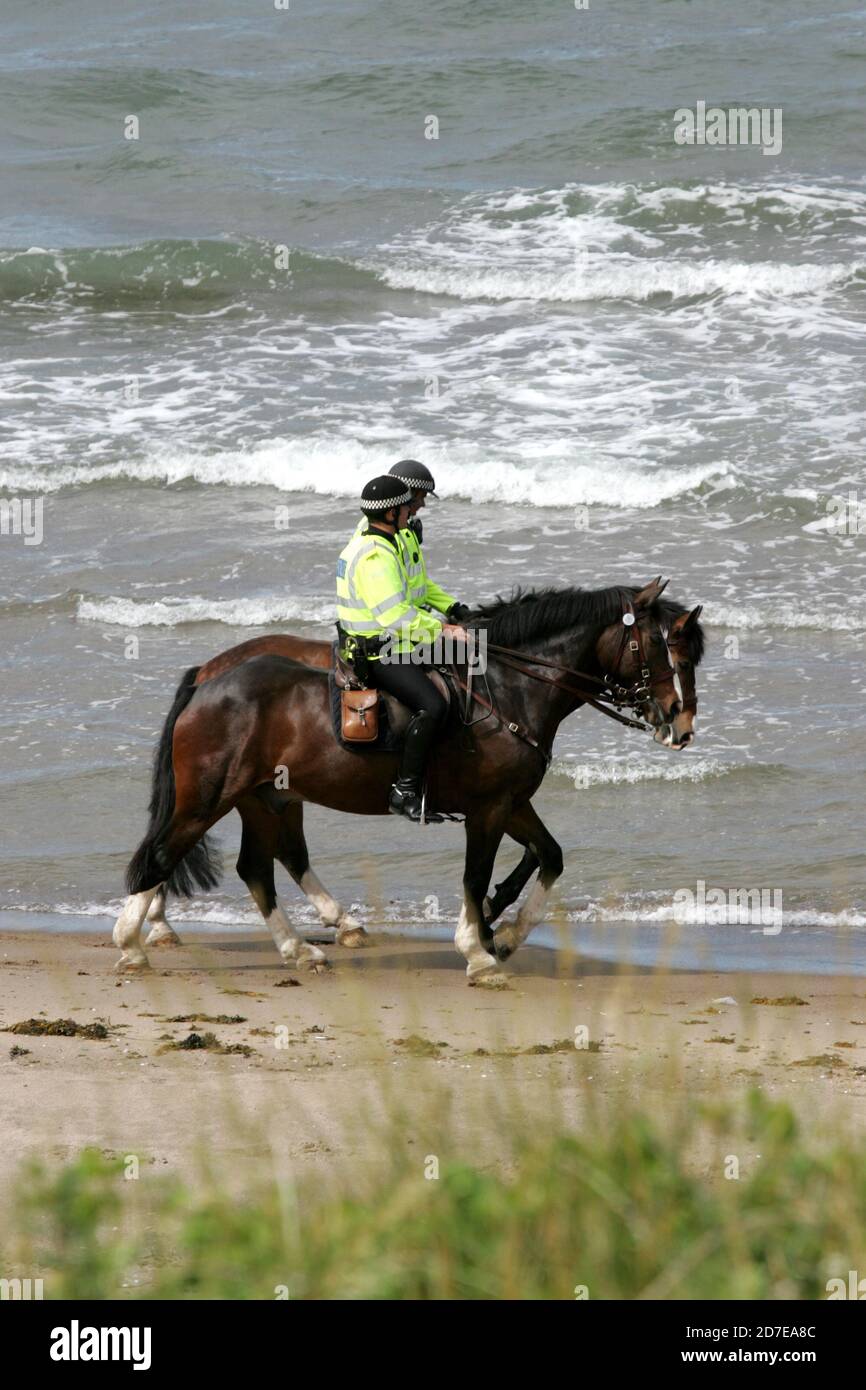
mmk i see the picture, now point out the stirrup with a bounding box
[388,782,444,824]
[420,782,463,825]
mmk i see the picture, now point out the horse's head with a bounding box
[662,604,703,749]
[595,580,704,750]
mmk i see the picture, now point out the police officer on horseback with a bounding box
[336,471,470,822]
[387,459,471,624]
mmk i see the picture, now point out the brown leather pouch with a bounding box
[341,688,379,741]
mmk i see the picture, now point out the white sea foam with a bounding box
[705,602,866,632]
[378,256,854,305]
[552,757,737,788]
[8,897,866,934]
[5,899,280,926]
[77,593,335,628]
[4,438,731,509]
[76,587,865,636]
[374,181,862,304]
[566,901,866,929]
[588,180,866,222]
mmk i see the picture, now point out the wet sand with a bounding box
[2,928,866,1197]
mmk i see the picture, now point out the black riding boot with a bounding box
[388,710,443,823]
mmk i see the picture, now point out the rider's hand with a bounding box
[441,623,470,642]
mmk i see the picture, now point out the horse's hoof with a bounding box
[494,925,518,961]
[145,925,182,947]
[305,958,331,975]
[469,971,510,990]
[293,945,330,973]
[336,926,368,949]
[114,954,150,974]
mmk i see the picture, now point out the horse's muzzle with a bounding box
[652,720,695,750]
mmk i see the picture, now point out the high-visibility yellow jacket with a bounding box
[337,526,445,656]
[352,518,457,617]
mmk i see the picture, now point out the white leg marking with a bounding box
[299,869,368,946]
[113,890,157,971]
[144,886,182,947]
[455,900,503,984]
[260,895,329,972]
[495,875,550,960]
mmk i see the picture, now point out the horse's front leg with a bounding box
[482,846,539,927]
[493,801,563,962]
[456,805,511,985]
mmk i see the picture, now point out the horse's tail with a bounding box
[125,666,223,897]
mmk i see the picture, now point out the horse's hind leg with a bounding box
[143,885,182,947]
[493,801,563,962]
[114,814,223,971]
[113,888,159,971]
[275,802,367,947]
[236,798,328,972]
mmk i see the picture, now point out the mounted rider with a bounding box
[337,473,469,822]
[351,459,471,625]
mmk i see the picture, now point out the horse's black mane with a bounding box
[469,585,705,663]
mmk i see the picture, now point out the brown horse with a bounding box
[137,594,703,952]
[114,579,704,984]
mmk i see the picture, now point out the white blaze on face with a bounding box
[662,627,684,705]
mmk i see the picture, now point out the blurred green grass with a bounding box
[3,1088,865,1299]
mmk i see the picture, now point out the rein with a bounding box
[445,606,678,762]
[478,600,674,727]
[483,649,650,729]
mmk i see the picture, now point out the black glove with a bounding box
[447,602,471,622]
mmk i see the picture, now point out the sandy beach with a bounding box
[3,928,865,1202]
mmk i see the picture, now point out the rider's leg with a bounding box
[370,660,446,821]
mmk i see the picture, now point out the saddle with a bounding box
[332,644,451,746]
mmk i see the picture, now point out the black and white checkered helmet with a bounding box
[388,459,437,497]
[360,475,414,514]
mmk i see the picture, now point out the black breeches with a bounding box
[370,659,447,724]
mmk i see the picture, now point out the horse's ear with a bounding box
[634,576,669,609]
[670,604,702,636]
[685,603,702,629]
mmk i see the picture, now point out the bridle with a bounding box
[601,599,668,714]
[446,601,681,763]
